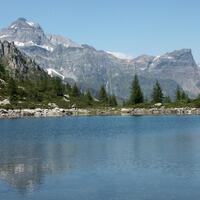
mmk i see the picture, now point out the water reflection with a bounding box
[0,116,200,198]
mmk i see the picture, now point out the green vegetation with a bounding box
[129,74,144,105]
[123,74,200,109]
[8,78,18,102]
[97,85,118,107]
[84,90,93,105]
[72,83,81,97]
[1,58,200,110]
[99,85,108,103]
[0,61,119,109]
[175,86,190,103]
[152,81,164,103]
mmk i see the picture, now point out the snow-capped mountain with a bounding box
[0,18,54,51]
[1,18,200,98]
[0,18,79,53]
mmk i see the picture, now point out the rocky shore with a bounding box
[1,107,200,119]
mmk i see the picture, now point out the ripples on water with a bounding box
[0,116,200,200]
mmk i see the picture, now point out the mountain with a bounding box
[0,18,53,51]
[0,40,47,80]
[0,40,50,106]
[126,49,200,97]
[0,40,112,109]
[1,18,200,99]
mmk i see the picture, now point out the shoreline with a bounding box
[1,107,200,119]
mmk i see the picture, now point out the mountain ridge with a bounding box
[1,18,200,99]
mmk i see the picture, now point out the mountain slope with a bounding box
[1,18,200,99]
[0,41,113,109]
[0,40,47,80]
[0,40,66,108]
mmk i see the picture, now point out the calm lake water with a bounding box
[1,116,200,200]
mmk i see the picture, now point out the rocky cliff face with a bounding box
[1,18,200,98]
[147,49,200,96]
[0,40,47,80]
[125,49,200,96]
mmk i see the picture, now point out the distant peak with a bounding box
[17,17,27,22]
[165,49,193,59]
[170,49,192,54]
[9,18,39,29]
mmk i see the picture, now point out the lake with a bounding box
[1,116,200,200]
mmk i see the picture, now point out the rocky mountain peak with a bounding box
[9,17,40,29]
[0,18,84,52]
[166,49,194,61]
[0,40,47,80]
[148,48,197,70]
[0,18,52,51]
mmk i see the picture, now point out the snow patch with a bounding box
[10,24,19,29]
[0,34,10,39]
[107,51,133,60]
[14,41,34,47]
[39,45,54,52]
[14,41,25,46]
[153,55,161,61]
[153,55,174,62]
[47,68,65,80]
[26,21,35,27]
[14,40,54,52]
[10,24,16,28]
[166,56,174,59]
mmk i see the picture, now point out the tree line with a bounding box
[127,74,190,105]
[4,75,118,107]
[4,74,191,107]
[65,83,118,107]
[0,58,193,108]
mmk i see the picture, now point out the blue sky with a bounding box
[1,0,200,61]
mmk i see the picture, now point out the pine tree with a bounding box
[72,83,81,97]
[176,86,181,101]
[85,89,93,105]
[152,81,163,103]
[0,62,6,79]
[8,78,18,101]
[39,77,48,92]
[176,86,190,102]
[108,94,118,107]
[181,91,190,103]
[66,83,72,94]
[129,74,144,104]
[53,77,64,96]
[181,90,186,100]
[122,100,127,107]
[99,85,108,103]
